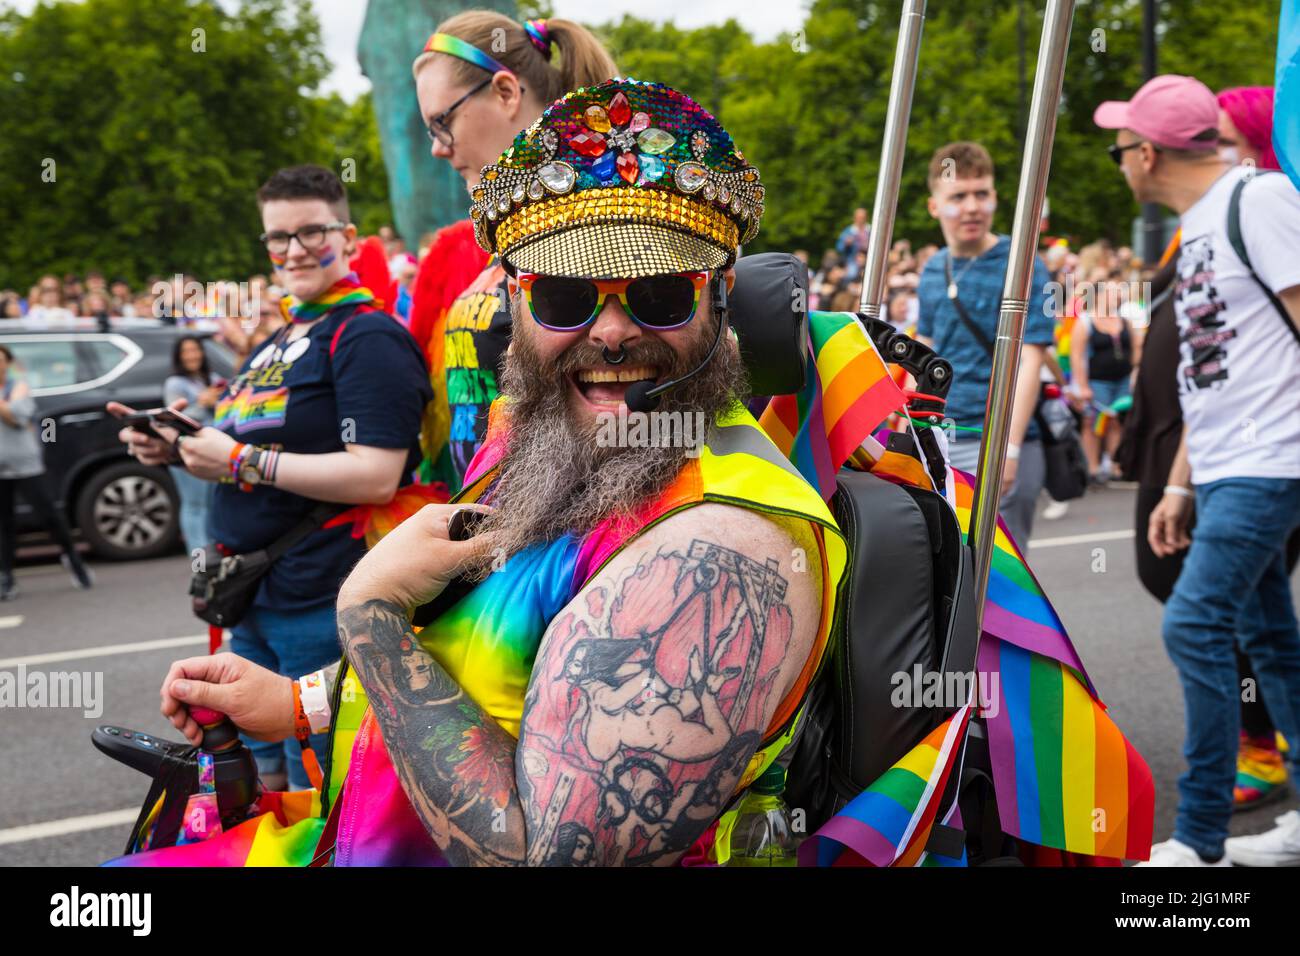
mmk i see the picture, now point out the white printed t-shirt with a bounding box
[1174,166,1300,484]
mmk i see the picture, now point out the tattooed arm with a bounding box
[338,503,822,866]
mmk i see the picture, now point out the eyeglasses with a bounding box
[516,272,712,332]
[426,76,498,148]
[1107,140,1151,165]
[259,222,347,255]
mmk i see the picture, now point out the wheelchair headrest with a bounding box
[730,253,808,397]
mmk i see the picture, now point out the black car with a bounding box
[0,319,237,560]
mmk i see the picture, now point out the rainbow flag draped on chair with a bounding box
[800,704,972,867]
[104,791,325,867]
[752,316,1153,864]
[759,311,907,501]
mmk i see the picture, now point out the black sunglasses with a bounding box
[517,272,713,331]
[1107,140,1153,165]
[426,76,526,148]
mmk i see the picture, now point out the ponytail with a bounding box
[413,11,617,107]
[543,19,619,100]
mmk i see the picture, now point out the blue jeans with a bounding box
[229,601,340,791]
[169,467,212,553]
[1162,477,1300,858]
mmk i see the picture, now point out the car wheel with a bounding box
[75,461,181,560]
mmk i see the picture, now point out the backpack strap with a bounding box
[944,250,997,359]
[1227,171,1300,350]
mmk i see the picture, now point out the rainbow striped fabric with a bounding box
[947,469,1093,687]
[280,273,374,324]
[759,311,907,501]
[105,791,324,867]
[979,638,1154,859]
[950,468,1153,860]
[785,442,1151,864]
[800,704,972,867]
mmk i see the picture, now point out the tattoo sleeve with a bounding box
[337,599,527,867]
[339,534,808,867]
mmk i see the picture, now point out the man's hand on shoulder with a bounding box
[515,504,823,866]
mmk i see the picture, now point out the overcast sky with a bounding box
[4,0,811,100]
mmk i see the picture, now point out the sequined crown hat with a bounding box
[469,77,764,279]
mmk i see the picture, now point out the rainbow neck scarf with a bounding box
[281,273,374,324]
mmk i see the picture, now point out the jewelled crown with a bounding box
[469,78,764,279]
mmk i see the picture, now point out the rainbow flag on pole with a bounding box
[947,469,1093,689]
[759,311,906,501]
[950,468,1153,860]
[978,639,1154,859]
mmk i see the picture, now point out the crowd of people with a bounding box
[2,5,1297,871]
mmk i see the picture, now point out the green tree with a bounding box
[594,0,1281,257]
[0,0,340,289]
[315,91,394,238]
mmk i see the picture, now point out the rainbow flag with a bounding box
[978,639,1154,860]
[801,704,972,867]
[759,311,906,501]
[947,469,1092,687]
[946,468,1153,860]
[104,790,324,867]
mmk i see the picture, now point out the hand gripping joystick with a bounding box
[187,706,240,752]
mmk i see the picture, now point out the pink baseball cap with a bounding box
[1093,75,1220,151]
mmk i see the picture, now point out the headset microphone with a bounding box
[625,276,730,414]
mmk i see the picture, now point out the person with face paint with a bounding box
[411,12,618,491]
[1094,75,1300,868]
[916,141,1055,548]
[111,164,432,791]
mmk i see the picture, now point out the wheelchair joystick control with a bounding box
[188,706,239,753]
[92,705,262,845]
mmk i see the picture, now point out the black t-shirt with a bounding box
[208,305,432,610]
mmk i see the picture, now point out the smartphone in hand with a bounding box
[120,407,203,439]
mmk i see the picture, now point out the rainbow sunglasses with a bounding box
[516,271,712,331]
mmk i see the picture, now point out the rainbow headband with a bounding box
[421,33,512,75]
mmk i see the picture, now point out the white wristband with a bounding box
[1006,443,1021,461]
[299,670,332,735]
[1163,485,1193,499]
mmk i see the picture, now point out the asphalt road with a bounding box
[1,483,1297,866]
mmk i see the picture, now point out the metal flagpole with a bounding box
[858,0,927,318]
[968,0,1075,631]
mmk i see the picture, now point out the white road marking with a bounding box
[1029,529,1135,549]
[0,634,208,669]
[0,808,139,846]
[0,615,23,629]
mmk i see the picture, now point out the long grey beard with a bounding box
[464,301,747,578]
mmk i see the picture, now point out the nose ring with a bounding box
[602,345,627,366]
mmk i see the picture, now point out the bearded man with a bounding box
[155,79,848,867]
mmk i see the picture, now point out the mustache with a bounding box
[539,337,685,380]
